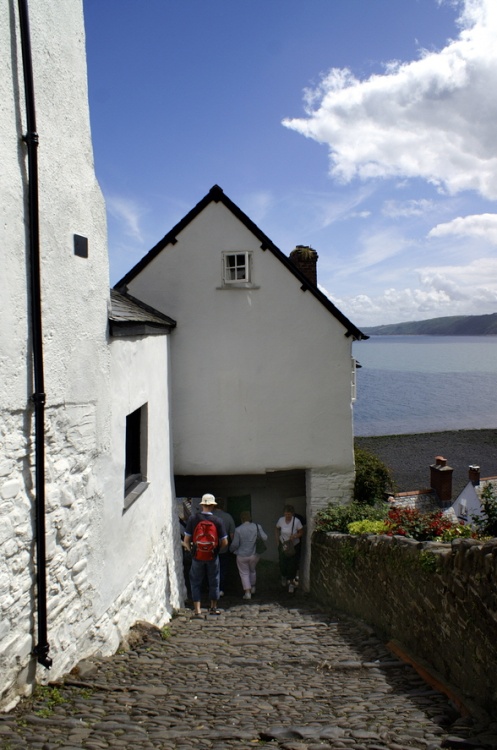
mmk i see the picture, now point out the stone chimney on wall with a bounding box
[468,465,481,485]
[289,245,318,286]
[430,456,453,506]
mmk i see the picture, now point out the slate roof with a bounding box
[114,185,367,341]
[108,289,176,337]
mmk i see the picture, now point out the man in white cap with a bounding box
[183,494,228,616]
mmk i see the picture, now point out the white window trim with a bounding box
[220,251,257,288]
[351,358,357,403]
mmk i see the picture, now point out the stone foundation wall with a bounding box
[311,531,497,716]
[0,405,182,710]
[302,467,355,590]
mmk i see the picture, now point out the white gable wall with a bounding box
[125,199,357,589]
[126,201,355,475]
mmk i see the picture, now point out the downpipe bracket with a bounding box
[33,643,52,670]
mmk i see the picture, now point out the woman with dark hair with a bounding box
[275,504,304,593]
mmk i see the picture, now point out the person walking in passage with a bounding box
[213,497,235,596]
[183,494,228,617]
[230,511,268,599]
[275,504,304,593]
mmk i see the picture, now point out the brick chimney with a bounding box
[289,245,318,286]
[468,465,480,485]
[430,456,453,506]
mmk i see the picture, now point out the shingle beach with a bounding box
[355,428,497,498]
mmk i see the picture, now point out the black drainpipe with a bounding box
[18,0,52,670]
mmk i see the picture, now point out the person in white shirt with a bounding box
[230,511,268,600]
[275,504,304,593]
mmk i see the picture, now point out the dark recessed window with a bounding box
[124,404,148,509]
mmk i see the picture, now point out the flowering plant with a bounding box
[385,507,457,541]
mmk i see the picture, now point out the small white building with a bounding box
[449,465,497,525]
[116,186,367,586]
[0,0,183,709]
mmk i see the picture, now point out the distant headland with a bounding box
[362,312,497,336]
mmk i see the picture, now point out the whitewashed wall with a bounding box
[126,201,356,477]
[0,0,182,709]
[125,199,357,592]
[103,334,185,622]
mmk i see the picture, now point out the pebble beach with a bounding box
[355,428,497,498]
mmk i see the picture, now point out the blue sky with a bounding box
[83,0,497,326]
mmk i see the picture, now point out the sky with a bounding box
[83,0,497,327]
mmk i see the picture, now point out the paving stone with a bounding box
[4,585,492,749]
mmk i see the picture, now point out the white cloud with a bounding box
[106,195,145,242]
[428,213,497,243]
[382,198,435,218]
[348,228,411,273]
[419,256,497,289]
[312,186,374,228]
[283,0,497,200]
[329,256,497,326]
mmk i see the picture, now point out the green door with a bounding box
[227,495,251,527]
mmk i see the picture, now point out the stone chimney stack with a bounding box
[289,245,318,286]
[430,456,453,506]
[468,465,480,485]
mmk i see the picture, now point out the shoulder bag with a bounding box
[255,523,267,555]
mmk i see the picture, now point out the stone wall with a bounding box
[302,468,355,590]
[311,531,497,716]
[0,404,182,710]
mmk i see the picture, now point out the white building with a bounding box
[0,0,183,709]
[449,465,497,525]
[116,186,367,587]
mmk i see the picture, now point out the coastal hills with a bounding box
[362,312,497,336]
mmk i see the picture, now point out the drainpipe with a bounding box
[18,0,52,670]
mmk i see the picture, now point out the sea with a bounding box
[352,336,497,437]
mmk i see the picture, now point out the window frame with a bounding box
[222,251,252,286]
[124,403,149,510]
[351,358,357,403]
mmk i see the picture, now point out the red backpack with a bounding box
[192,516,219,561]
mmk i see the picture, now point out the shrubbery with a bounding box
[354,448,393,505]
[385,507,455,541]
[314,447,488,542]
[473,482,497,537]
[314,502,389,534]
[347,520,389,535]
[317,503,477,541]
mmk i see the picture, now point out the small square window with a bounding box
[223,252,251,284]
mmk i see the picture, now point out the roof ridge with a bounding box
[114,185,367,340]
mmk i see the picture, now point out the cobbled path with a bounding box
[1,585,495,749]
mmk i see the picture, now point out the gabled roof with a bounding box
[115,185,367,341]
[109,289,176,337]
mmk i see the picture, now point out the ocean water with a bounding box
[352,336,497,436]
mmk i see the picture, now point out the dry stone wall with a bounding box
[311,531,497,716]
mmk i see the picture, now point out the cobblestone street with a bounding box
[1,569,495,750]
